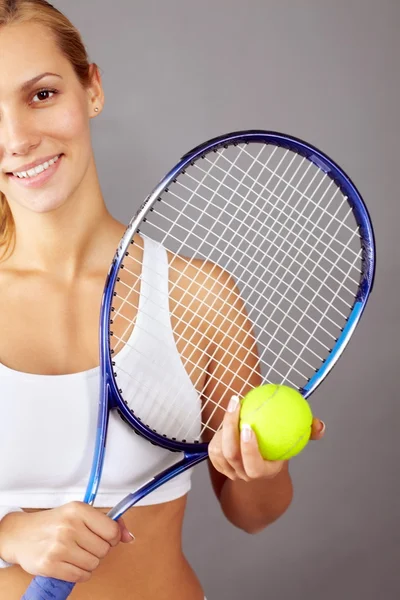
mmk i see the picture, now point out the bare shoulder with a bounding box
[167,251,240,310]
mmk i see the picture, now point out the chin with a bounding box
[19,193,72,215]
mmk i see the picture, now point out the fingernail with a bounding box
[227,395,240,413]
[319,420,326,435]
[241,424,253,442]
[128,532,135,542]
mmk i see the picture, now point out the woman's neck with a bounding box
[5,200,122,280]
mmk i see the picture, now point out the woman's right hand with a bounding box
[0,502,133,582]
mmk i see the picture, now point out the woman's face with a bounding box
[0,21,102,215]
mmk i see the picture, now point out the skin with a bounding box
[0,20,325,600]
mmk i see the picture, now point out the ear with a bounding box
[87,63,105,118]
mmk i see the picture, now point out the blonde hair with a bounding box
[0,0,96,259]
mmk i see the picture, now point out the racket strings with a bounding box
[265,228,361,383]
[117,212,354,440]
[136,180,361,334]
[183,166,349,268]
[150,193,360,312]
[255,200,360,377]
[115,145,334,372]
[227,145,359,237]
[173,153,362,281]
[112,313,264,392]
[115,258,356,436]
[188,150,360,261]
[111,141,363,442]
[115,254,330,375]
[113,234,352,430]
[158,148,362,353]
[111,265,340,441]
[153,186,361,300]
[111,292,309,440]
[119,258,333,353]
[112,269,280,440]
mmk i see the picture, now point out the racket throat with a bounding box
[107,451,206,520]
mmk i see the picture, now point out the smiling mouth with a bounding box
[7,154,63,179]
[6,154,64,188]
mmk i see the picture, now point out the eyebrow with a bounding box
[20,72,63,92]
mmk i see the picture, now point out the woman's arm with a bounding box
[209,461,293,534]
[200,265,325,533]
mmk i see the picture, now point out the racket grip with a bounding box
[21,576,75,599]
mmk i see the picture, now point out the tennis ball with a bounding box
[239,384,313,461]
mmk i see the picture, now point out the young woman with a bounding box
[0,2,325,598]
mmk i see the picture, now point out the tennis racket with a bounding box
[22,130,375,599]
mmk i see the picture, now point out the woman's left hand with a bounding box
[208,395,326,482]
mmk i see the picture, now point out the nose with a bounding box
[0,110,41,158]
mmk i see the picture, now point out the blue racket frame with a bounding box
[22,131,375,600]
[86,131,375,516]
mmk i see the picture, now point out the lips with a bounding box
[7,154,63,177]
[6,154,64,189]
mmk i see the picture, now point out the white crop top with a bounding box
[0,236,201,509]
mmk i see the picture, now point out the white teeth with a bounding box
[13,155,61,178]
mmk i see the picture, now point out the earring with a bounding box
[94,107,99,113]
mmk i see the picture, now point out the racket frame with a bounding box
[85,130,375,507]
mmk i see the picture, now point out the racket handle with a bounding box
[21,576,75,599]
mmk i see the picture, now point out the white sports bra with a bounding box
[0,236,201,508]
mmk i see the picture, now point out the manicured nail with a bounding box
[227,395,240,413]
[128,532,135,542]
[241,424,253,442]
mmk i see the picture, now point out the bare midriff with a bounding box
[0,496,205,600]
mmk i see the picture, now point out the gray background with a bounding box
[55,1,399,598]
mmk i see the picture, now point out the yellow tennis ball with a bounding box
[239,384,313,461]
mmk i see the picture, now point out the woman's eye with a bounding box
[32,89,57,103]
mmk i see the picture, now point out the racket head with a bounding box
[100,130,375,453]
